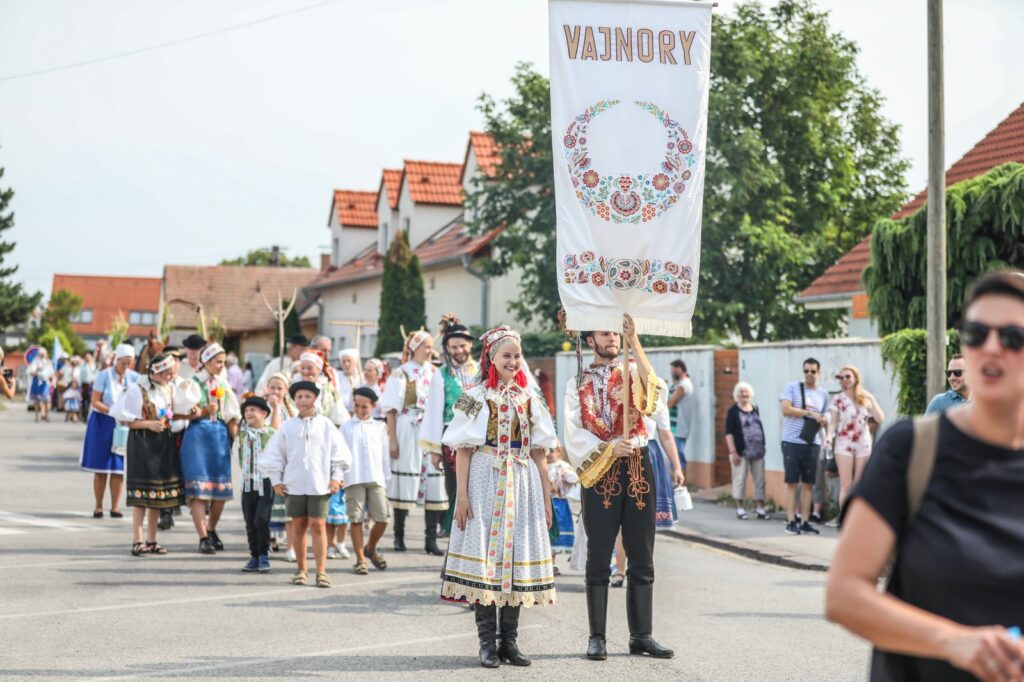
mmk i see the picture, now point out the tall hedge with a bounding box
[375,231,425,356]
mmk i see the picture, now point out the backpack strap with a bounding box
[906,413,941,524]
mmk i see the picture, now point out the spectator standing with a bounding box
[56,357,74,411]
[28,347,54,422]
[667,359,694,471]
[779,358,830,536]
[724,382,768,520]
[0,346,17,400]
[226,353,245,397]
[826,270,1024,681]
[825,365,886,511]
[79,351,96,420]
[925,354,971,414]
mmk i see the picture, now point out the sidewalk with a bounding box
[665,497,838,572]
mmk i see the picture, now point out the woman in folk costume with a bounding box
[81,343,140,518]
[441,325,559,668]
[380,330,444,553]
[262,371,297,557]
[336,348,362,414]
[361,358,389,420]
[180,343,241,555]
[111,352,197,556]
[296,351,350,426]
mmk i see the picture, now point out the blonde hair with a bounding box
[732,381,754,402]
[839,365,868,406]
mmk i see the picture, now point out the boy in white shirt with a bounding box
[261,381,351,588]
[342,386,391,575]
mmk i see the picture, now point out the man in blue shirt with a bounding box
[925,353,970,414]
[779,358,830,536]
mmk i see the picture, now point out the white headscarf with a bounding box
[114,344,136,360]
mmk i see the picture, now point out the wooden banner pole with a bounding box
[622,334,630,442]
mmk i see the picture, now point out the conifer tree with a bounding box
[375,231,426,356]
[0,153,42,330]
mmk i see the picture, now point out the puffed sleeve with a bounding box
[650,378,671,432]
[173,379,200,415]
[563,378,616,488]
[441,386,488,450]
[110,384,144,423]
[221,382,241,424]
[329,424,352,481]
[528,392,559,451]
[629,360,661,417]
[419,375,446,455]
[379,370,406,415]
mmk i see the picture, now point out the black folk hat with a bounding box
[288,380,319,400]
[240,396,271,416]
[183,334,207,350]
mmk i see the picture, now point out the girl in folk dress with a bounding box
[179,343,240,554]
[263,372,297,557]
[380,331,444,553]
[441,326,558,669]
[336,348,362,414]
[825,365,886,508]
[111,353,196,556]
[361,358,389,419]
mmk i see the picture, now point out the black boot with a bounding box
[498,606,530,666]
[393,509,407,552]
[585,586,608,660]
[475,604,500,668]
[424,510,444,556]
[626,583,673,658]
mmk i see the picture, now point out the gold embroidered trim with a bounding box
[447,552,485,564]
[453,393,484,419]
[448,553,553,567]
[631,368,661,417]
[418,438,442,455]
[441,584,557,609]
[577,442,617,488]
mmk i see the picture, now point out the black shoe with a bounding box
[393,536,407,552]
[626,583,674,659]
[586,636,607,661]
[424,539,445,556]
[585,586,609,660]
[198,537,216,554]
[800,521,820,535]
[157,510,174,530]
[498,606,530,666]
[784,520,801,535]
[475,604,500,668]
[393,510,407,552]
[809,512,823,524]
[207,529,224,551]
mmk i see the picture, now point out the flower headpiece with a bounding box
[478,325,526,389]
[149,355,176,375]
[200,343,225,365]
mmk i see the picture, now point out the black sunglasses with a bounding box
[945,369,963,378]
[803,369,818,374]
[961,321,1024,352]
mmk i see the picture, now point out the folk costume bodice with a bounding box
[192,370,241,424]
[110,376,197,434]
[381,361,433,425]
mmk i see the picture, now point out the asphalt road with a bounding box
[0,404,870,680]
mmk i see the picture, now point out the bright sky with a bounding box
[0,0,1021,299]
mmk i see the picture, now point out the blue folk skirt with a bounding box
[80,411,124,474]
[180,419,233,500]
[649,439,677,530]
[327,488,348,525]
[550,497,575,551]
[30,377,51,402]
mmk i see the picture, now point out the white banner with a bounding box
[550,0,712,337]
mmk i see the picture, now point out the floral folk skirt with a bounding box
[126,429,184,509]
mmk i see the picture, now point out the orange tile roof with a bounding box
[798,101,1024,302]
[462,131,500,182]
[52,274,161,337]
[305,220,502,292]
[379,168,402,211]
[331,190,377,228]
[399,160,464,206]
[163,265,320,333]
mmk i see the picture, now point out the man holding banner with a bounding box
[549,0,713,661]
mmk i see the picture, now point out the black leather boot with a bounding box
[475,604,500,668]
[393,509,407,552]
[497,606,530,666]
[424,510,444,556]
[626,583,673,658]
[585,586,608,660]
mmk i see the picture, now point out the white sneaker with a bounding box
[337,544,351,559]
[285,548,297,562]
[825,518,841,528]
[327,546,340,560]
[736,508,749,520]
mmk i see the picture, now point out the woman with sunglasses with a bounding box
[824,365,885,511]
[826,270,1024,682]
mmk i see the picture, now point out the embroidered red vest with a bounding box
[577,364,648,443]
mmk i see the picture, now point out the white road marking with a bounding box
[0,510,95,531]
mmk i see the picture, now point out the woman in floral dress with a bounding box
[825,365,886,507]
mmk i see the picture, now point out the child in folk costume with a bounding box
[260,381,352,588]
[336,348,362,414]
[547,450,578,561]
[180,343,240,555]
[112,352,196,556]
[646,378,686,530]
[343,386,392,575]
[441,326,559,669]
[380,330,445,553]
[63,380,82,422]
[263,372,296,556]
[238,396,276,573]
[361,359,389,420]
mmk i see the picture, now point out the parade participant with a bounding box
[296,351,350,426]
[157,346,188,531]
[646,378,686,530]
[361,359,388,419]
[255,333,308,393]
[261,381,352,588]
[563,314,673,660]
[342,386,391,575]
[79,351,96,421]
[111,352,194,556]
[262,372,296,557]
[238,396,275,573]
[421,314,477,538]
[62,365,82,423]
[28,347,54,422]
[380,330,441,553]
[441,325,558,668]
[180,343,240,554]
[177,334,207,382]
[337,348,362,413]
[81,344,139,518]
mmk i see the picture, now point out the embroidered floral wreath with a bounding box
[563,99,696,224]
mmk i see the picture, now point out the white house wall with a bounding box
[397,187,461,249]
[329,211,378,266]
[318,280,383,355]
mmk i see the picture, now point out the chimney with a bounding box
[320,253,331,272]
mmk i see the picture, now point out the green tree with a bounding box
[221,248,311,268]
[29,288,87,355]
[467,0,908,340]
[0,153,43,329]
[374,231,426,356]
[864,162,1024,334]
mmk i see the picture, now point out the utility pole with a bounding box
[926,0,947,402]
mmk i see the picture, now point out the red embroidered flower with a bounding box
[564,134,576,148]
[583,170,599,188]
[500,404,509,413]
[652,173,670,191]
[580,251,595,263]
[652,280,668,294]
[591,272,606,287]
[680,141,692,154]
[596,203,610,220]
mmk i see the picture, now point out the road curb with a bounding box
[664,527,830,572]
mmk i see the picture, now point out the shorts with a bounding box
[345,482,390,523]
[782,441,819,485]
[284,493,331,519]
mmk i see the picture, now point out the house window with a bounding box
[128,311,158,326]
[70,309,93,324]
[403,217,411,235]
[351,292,358,304]
[381,222,389,251]
[332,237,340,265]
[429,277,435,290]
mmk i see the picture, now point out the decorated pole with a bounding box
[257,285,297,363]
